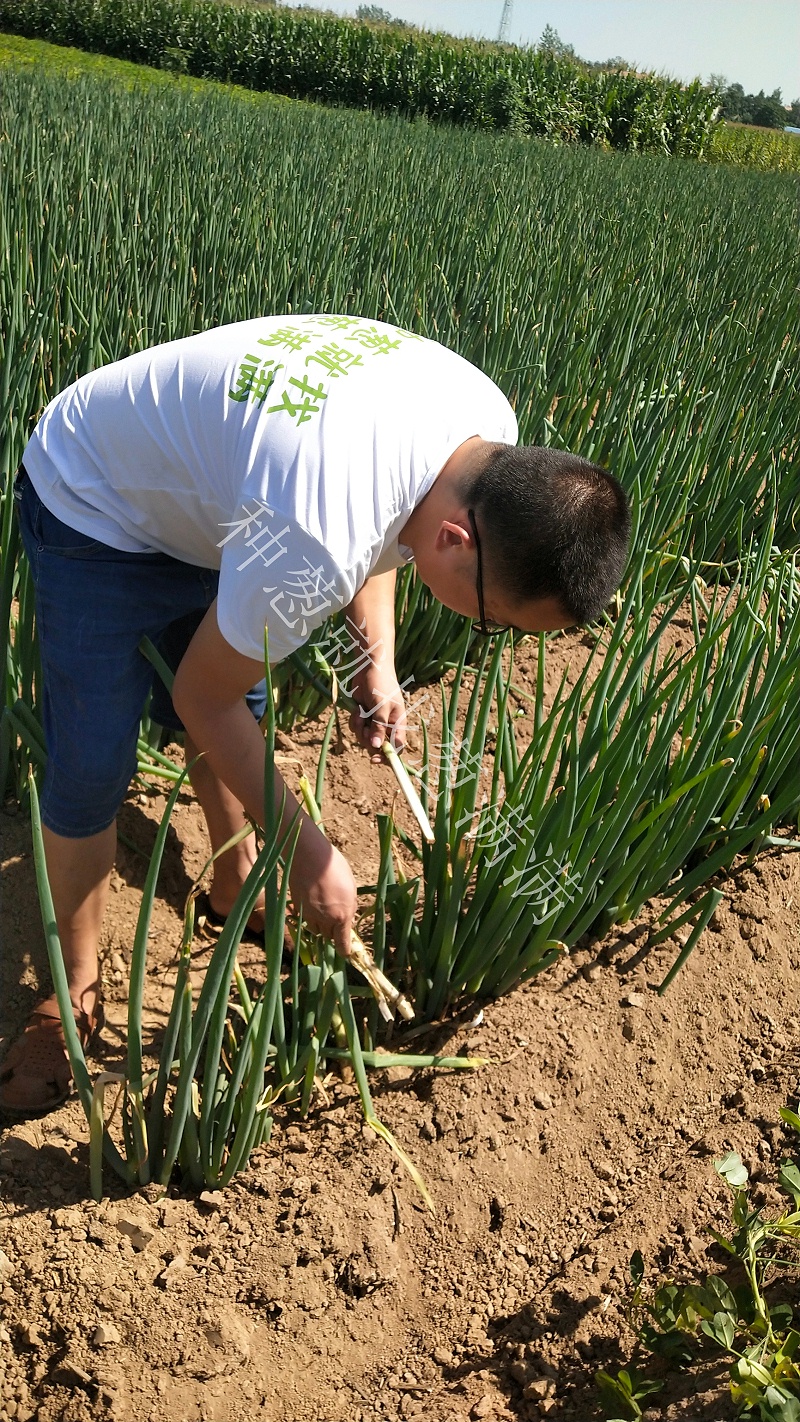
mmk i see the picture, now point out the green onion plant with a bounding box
[26,652,476,1201]
[383,526,800,1019]
[3,57,800,1167]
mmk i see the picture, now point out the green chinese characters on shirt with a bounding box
[226,315,421,417]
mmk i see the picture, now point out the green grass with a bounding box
[2,52,799,926]
[0,29,289,104]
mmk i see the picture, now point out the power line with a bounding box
[497,0,513,44]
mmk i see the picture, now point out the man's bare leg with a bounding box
[41,822,113,1012]
[0,823,111,1111]
[184,733,264,928]
[1,738,265,1111]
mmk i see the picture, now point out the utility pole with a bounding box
[497,0,513,44]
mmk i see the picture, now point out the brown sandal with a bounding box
[194,892,265,947]
[0,994,105,1117]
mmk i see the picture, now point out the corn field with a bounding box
[2,56,800,1191]
[709,122,800,175]
[0,0,721,154]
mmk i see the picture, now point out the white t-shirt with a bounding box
[23,315,518,663]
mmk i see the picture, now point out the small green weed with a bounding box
[598,1109,800,1420]
[595,1363,664,1419]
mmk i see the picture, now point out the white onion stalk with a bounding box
[298,775,415,1021]
[348,930,415,1023]
[380,737,435,843]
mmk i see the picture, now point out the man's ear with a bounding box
[435,518,472,552]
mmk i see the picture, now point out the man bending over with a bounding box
[2,314,630,1114]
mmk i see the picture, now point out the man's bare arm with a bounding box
[343,570,407,758]
[172,601,357,954]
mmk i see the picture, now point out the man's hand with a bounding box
[289,828,358,957]
[348,667,407,763]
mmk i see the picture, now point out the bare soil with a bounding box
[2,631,799,1422]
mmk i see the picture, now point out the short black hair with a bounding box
[460,445,631,625]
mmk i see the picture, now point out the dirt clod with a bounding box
[93,1321,121,1347]
[115,1218,155,1251]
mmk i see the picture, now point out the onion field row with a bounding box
[2,57,799,1188]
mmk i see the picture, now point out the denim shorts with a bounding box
[14,466,267,838]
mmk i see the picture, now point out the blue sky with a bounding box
[306,1,800,102]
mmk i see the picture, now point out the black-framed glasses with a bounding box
[467,509,512,637]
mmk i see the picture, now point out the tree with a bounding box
[538,25,575,59]
[750,88,786,129]
[356,4,408,25]
[719,81,787,130]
